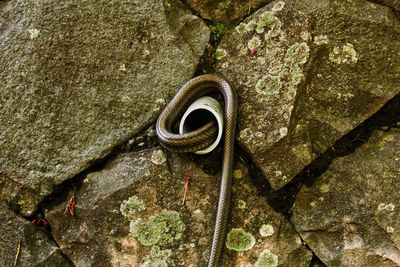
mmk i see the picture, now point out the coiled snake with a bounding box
[156,74,237,266]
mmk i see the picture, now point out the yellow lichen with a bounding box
[255,249,279,267]
[314,35,329,45]
[150,149,166,165]
[248,36,262,50]
[255,75,283,96]
[215,48,228,60]
[329,43,358,64]
[259,224,274,237]
[237,199,246,209]
[233,169,243,179]
[28,28,40,39]
[319,184,330,193]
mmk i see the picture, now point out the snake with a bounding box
[156,74,237,267]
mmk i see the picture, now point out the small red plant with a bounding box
[31,216,49,227]
[64,189,76,216]
[249,48,257,56]
[182,172,192,205]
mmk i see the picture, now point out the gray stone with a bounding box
[0,0,210,216]
[222,161,312,266]
[46,147,220,266]
[0,202,69,267]
[291,128,400,266]
[215,0,400,190]
[186,0,272,24]
[46,147,312,266]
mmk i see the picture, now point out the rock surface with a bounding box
[186,0,271,24]
[46,147,312,266]
[0,0,209,215]
[0,202,69,266]
[46,147,220,266]
[215,0,400,190]
[222,162,312,266]
[292,128,400,266]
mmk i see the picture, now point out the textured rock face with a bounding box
[215,0,400,190]
[2,0,400,265]
[222,162,312,266]
[46,148,312,266]
[292,128,400,266]
[0,202,69,267]
[0,0,209,215]
[46,148,220,266]
[187,0,271,23]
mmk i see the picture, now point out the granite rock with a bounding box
[215,0,400,190]
[0,0,209,216]
[46,147,312,266]
[46,148,220,266]
[222,161,312,266]
[292,128,400,266]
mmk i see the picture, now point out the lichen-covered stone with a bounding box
[255,249,279,267]
[186,0,273,23]
[292,128,400,266]
[120,195,146,217]
[222,162,312,266]
[46,147,220,266]
[45,147,313,266]
[0,202,69,267]
[130,210,185,246]
[216,0,400,190]
[0,0,210,216]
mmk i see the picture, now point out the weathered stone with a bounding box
[0,0,210,215]
[0,202,69,266]
[186,0,272,24]
[46,147,220,266]
[215,0,400,190]
[46,147,312,266]
[292,128,400,266]
[222,161,312,266]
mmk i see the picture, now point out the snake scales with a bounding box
[156,74,237,266]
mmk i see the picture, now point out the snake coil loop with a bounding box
[156,74,237,267]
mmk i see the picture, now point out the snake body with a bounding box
[156,74,237,266]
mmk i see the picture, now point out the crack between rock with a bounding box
[235,94,399,267]
[25,124,158,214]
[178,0,203,21]
[7,123,165,265]
[45,227,76,267]
[179,0,271,27]
[244,94,399,220]
[181,0,400,229]
[21,89,397,267]
[192,4,264,76]
[234,92,399,264]
[308,253,328,267]
[9,11,398,261]
[5,203,76,266]
[233,90,399,266]
[285,219,329,267]
[372,218,400,254]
